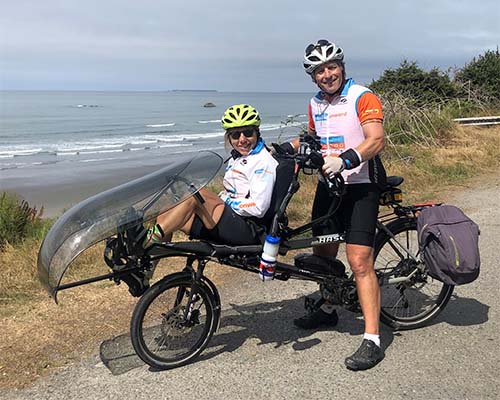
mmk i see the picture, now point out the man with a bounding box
[283,40,386,370]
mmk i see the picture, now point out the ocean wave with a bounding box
[6,148,44,157]
[146,123,176,128]
[198,119,220,124]
[80,157,120,163]
[259,123,283,131]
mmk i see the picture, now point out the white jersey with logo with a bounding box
[308,78,383,185]
[219,139,278,218]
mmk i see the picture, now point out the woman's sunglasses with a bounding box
[227,128,256,140]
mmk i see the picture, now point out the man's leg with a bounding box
[293,181,342,329]
[344,243,384,370]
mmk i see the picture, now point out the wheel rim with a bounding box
[375,222,452,323]
[138,284,212,363]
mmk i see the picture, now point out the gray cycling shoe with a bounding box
[345,339,385,371]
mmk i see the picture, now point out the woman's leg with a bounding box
[155,188,225,238]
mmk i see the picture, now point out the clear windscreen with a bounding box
[37,151,223,298]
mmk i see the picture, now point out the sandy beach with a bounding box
[1,153,211,218]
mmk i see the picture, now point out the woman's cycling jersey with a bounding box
[308,78,384,185]
[219,139,278,218]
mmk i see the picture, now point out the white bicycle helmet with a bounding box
[303,39,344,75]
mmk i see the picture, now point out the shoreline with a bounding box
[2,164,162,218]
[1,152,218,218]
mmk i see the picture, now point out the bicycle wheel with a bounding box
[374,217,454,330]
[130,272,218,369]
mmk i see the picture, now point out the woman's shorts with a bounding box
[312,182,380,247]
[190,205,263,245]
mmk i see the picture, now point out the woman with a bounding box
[127,104,279,293]
[144,103,278,248]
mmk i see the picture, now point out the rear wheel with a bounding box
[130,272,217,369]
[374,217,453,330]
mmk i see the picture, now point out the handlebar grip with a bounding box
[308,151,324,168]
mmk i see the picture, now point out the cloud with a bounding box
[1,0,498,91]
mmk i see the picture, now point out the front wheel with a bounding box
[374,217,454,330]
[130,272,218,369]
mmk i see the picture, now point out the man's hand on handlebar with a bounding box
[323,156,345,178]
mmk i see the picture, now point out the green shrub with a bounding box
[0,193,49,250]
[454,49,500,104]
[369,60,458,106]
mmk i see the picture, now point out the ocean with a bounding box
[0,90,312,215]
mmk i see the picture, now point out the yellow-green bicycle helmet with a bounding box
[221,104,261,130]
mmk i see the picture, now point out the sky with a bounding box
[0,0,499,92]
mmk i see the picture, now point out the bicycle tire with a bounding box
[374,217,454,330]
[130,272,218,369]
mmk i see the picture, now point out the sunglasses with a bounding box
[227,128,256,140]
[305,39,330,55]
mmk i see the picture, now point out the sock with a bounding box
[363,333,380,347]
[320,303,336,314]
[143,224,165,248]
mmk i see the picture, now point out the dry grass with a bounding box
[1,124,499,390]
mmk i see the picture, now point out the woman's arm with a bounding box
[220,155,277,218]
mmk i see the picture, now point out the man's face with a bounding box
[313,61,344,94]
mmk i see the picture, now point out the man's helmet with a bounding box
[221,104,261,130]
[303,39,344,75]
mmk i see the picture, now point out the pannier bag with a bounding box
[417,205,480,285]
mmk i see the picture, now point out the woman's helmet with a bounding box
[221,104,261,130]
[303,39,344,75]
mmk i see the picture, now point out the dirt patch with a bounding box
[0,258,233,390]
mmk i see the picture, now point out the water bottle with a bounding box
[259,234,280,281]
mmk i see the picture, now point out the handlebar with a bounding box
[272,133,344,189]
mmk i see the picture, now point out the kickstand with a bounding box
[304,296,325,313]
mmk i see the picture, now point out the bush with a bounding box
[0,193,48,250]
[454,49,500,104]
[369,60,458,106]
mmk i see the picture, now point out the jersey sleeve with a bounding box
[222,156,277,218]
[356,92,384,124]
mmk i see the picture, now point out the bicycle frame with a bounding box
[55,138,438,297]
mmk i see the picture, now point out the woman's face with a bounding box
[227,127,258,156]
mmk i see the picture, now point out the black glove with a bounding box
[271,142,295,155]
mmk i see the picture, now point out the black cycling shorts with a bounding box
[311,181,380,247]
[190,205,263,245]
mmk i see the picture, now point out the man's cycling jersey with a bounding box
[308,78,384,185]
[219,139,278,218]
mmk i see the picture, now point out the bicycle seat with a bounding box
[294,253,346,277]
[386,176,404,188]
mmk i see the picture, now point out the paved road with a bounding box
[2,175,499,400]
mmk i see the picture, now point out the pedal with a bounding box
[294,253,346,277]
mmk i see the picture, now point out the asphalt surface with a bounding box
[2,175,499,400]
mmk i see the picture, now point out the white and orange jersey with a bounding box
[219,139,278,218]
[308,78,384,184]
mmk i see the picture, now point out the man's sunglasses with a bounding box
[227,128,256,140]
[305,39,330,56]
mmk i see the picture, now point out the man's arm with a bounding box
[356,120,385,161]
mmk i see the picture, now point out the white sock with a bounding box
[363,333,380,347]
[320,303,335,313]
